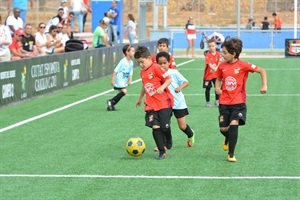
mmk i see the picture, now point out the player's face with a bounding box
[208,42,217,53]
[127,47,135,58]
[221,47,235,63]
[137,57,152,70]
[157,57,170,71]
[157,43,169,52]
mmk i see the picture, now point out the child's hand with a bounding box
[156,87,164,94]
[127,81,131,86]
[136,99,142,107]
[175,87,181,93]
[260,85,267,94]
[215,88,222,95]
[111,81,114,87]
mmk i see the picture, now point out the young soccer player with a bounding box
[215,38,267,162]
[156,52,195,147]
[135,46,174,160]
[152,37,176,69]
[106,44,135,111]
[203,38,222,108]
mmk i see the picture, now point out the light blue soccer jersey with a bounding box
[114,57,133,88]
[167,69,188,109]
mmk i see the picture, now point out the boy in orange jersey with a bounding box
[203,38,222,108]
[151,38,176,69]
[272,12,282,30]
[215,38,267,162]
[135,46,174,160]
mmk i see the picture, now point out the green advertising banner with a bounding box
[0,41,157,107]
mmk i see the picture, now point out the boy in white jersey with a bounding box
[107,44,135,111]
[156,52,195,147]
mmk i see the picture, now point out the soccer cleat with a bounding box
[222,140,229,151]
[166,139,173,150]
[156,151,166,160]
[106,99,115,111]
[153,146,167,152]
[206,102,212,108]
[214,100,219,106]
[187,129,195,147]
[227,154,237,162]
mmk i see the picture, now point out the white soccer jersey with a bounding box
[114,57,133,88]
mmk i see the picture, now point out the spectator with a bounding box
[45,7,64,33]
[21,23,38,56]
[185,16,197,58]
[9,29,34,60]
[61,12,75,29]
[106,0,119,45]
[272,12,282,30]
[92,17,110,48]
[6,8,24,35]
[35,22,48,55]
[83,0,92,32]
[0,15,12,62]
[124,14,136,44]
[7,0,33,24]
[70,0,84,33]
[261,16,270,31]
[60,24,70,47]
[245,18,254,30]
[61,0,69,20]
[45,25,64,54]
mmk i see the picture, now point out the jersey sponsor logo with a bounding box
[148,72,154,79]
[234,68,240,74]
[224,76,237,91]
[144,82,156,96]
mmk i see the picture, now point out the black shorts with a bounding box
[218,103,247,127]
[173,108,189,119]
[113,87,125,90]
[145,108,172,130]
[203,78,216,89]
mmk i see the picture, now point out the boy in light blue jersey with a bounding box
[156,52,195,147]
[107,44,135,111]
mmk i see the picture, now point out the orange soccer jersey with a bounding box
[152,54,176,69]
[215,59,258,105]
[274,16,282,30]
[140,63,174,111]
[204,51,222,81]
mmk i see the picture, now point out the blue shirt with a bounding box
[167,69,188,109]
[108,7,119,25]
[114,57,133,88]
[13,0,28,10]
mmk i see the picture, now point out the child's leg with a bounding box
[212,79,219,101]
[228,125,238,157]
[152,127,166,153]
[177,117,193,138]
[111,89,127,106]
[159,108,173,149]
[205,87,211,102]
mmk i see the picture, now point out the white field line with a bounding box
[0,174,299,180]
[113,93,300,97]
[0,59,195,133]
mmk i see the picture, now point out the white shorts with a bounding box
[187,34,196,40]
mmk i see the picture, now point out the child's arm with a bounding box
[128,75,132,85]
[175,81,189,93]
[157,78,172,94]
[111,71,116,87]
[255,67,268,94]
[136,86,145,107]
[215,78,222,95]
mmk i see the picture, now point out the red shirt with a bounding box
[185,22,196,34]
[215,59,258,105]
[141,63,174,111]
[152,54,176,69]
[204,51,222,80]
[274,16,282,30]
[9,37,20,52]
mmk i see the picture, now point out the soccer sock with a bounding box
[152,128,165,153]
[183,124,193,138]
[205,88,210,102]
[111,91,125,105]
[163,127,172,141]
[228,125,238,156]
[220,130,229,144]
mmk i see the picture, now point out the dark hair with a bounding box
[207,38,217,44]
[221,38,243,59]
[264,16,268,20]
[128,14,135,22]
[156,52,170,63]
[49,25,57,32]
[122,44,132,55]
[134,46,151,59]
[157,38,169,46]
[272,12,277,17]
[69,12,75,16]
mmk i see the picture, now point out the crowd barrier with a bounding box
[0,41,157,107]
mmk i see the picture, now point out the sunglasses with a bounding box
[40,26,45,28]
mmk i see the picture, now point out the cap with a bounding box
[14,29,24,36]
[102,17,110,25]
